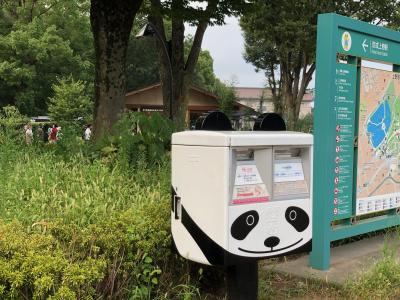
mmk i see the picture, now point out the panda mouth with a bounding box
[238,238,303,254]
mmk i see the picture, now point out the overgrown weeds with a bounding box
[344,234,400,300]
[0,110,204,299]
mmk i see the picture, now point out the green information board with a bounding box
[311,13,400,270]
[333,62,357,220]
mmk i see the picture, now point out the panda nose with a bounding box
[264,236,280,248]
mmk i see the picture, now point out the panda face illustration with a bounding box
[228,199,311,257]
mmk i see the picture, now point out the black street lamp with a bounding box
[136,23,173,120]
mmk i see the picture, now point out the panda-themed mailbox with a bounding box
[171,130,313,266]
[171,112,313,300]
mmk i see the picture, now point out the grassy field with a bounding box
[1,119,400,299]
[260,255,400,299]
[0,127,185,299]
[0,139,169,226]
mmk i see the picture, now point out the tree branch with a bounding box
[36,1,62,19]
[184,21,207,75]
[294,61,315,118]
[184,1,217,75]
[291,51,302,102]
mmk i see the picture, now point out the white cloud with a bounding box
[186,17,266,87]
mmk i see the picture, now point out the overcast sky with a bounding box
[186,17,266,87]
[187,17,393,90]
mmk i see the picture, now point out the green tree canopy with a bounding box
[48,77,92,123]
[149,0,248,126]
[0,0,93,116]
[240,0,400,129]
[189,43,238,116]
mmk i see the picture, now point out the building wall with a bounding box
[188,89,220,107]
[125,86,163,108]
[237,99,274,113]
[237,98,313,117]
[126,86,220,108]
[299,102,313,117]
[234,87,314,118]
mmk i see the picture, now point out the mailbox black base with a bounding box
[226,262,258,300]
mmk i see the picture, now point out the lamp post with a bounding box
[136,23,174,120]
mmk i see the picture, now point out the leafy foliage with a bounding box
[240,0,400,129]
[149,0,248,125]
[188,40,238,116]
[0,113,207,299]
[0,212,168,299]
[0,0,93,116]
[0,105,28,127]
[295,113,313,133]
[48,77,93,123]
[99,112,175,168]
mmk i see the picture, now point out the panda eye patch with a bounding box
[231,210,259,240]
[285,206,309,232]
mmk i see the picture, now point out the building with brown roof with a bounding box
[125,83,243,123]
[234,87,314,117]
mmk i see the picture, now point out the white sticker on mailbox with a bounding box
[232,184,270,205]
[274,161,304,183]
[234,164,262,186]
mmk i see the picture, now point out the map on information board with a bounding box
[356,67,400,215]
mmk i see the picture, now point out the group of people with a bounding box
[23,123,92,144]
[24,123,61,144]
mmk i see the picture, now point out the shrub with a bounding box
[0,121,210,299]
[0,106,28,144]
[99,112,175,169]
[48,77,93,123]
[0,209,168,299]
[0,105,28,126]
[295,113,313,133]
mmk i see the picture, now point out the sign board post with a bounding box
[312,13,400,270]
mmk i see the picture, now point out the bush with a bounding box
[99,112,175,169]
[47,77,93,123]
[0,207,169,299]
[0,115,210,299]
[295,113,313,133]
[0,106,28,144]
[0,141,181,298]
[0,106,28,127]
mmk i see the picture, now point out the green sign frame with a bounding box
[311,13,400,270]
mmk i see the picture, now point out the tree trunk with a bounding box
[268,63,284,116]
[280,53,315,130]
[150,0,210,129]
[171,14,186,127]
[90,0,143,140]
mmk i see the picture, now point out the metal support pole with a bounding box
[147,23,174,120]
[226,262,258,300]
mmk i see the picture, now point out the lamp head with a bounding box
[136,23,155,38]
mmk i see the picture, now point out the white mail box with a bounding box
[171,131,313,266]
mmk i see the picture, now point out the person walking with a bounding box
[37,126,43,141]
[84,124,92,141]
[24,123,33,145]
[49,124,58,143]
[43,125,49,143]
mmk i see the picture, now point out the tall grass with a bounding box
[0,122,193,299]
[345,234,400,300]
[0,135,170,227]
